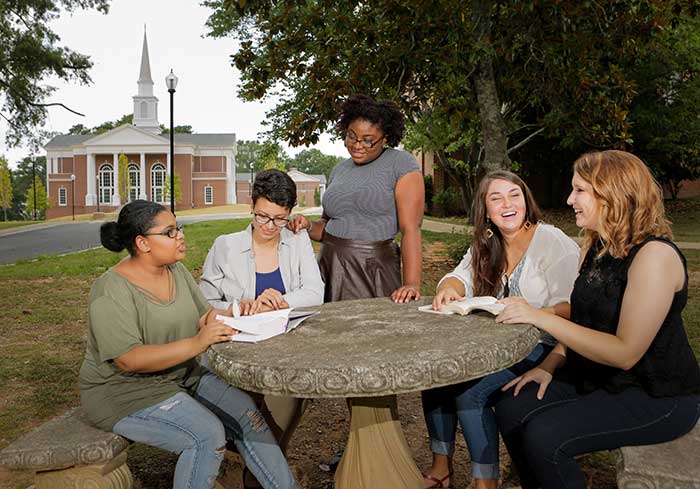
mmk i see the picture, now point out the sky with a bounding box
[0,0,348,169]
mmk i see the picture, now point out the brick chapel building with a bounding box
[44,32,237,219]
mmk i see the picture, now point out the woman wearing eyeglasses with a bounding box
[79,200,298,489]
[288,93,424,304]
[199,169,323,487]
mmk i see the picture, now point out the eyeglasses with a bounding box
[143,224,184,239]
[253,213,290,228]
[344,132,385,149]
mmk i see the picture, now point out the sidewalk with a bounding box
[420,218,700,250]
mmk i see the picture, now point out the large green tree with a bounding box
[24,174,49,219]
[628,14,700,199]
[204,0,696,200]
[68,114,194,135]
[235,140,289,172]
[0,156,13,220]
[10,156,45,220]
[1,0,110,149]
[289,149,344,179]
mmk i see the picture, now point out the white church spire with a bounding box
[132,25,160,133]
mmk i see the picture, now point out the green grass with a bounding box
[0,221,37,231]
[667,197,700,242]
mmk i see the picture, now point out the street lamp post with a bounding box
[31,156,37,220]
[165,69,178,215]
[70,174,76,221]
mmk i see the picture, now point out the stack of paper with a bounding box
[216,308,319,343]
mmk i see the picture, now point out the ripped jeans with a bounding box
[113,371,298,489]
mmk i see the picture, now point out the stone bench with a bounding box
[615,419,700,488]
[0,408,132,489]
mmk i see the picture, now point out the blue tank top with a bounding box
[255,268,286,298]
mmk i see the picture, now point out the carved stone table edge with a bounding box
[207,326,540,398]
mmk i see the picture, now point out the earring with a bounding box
[524,220,532,230]
[486,228,494,239]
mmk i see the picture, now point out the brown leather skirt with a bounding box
[318,230,401,302]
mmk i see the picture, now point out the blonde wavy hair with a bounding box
[573,150,672,259]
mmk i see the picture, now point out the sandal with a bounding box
[422,471,452,489]
[242,466,262,489]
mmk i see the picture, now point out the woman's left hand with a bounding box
[391,284,421,303]
[496,302,546,327]
[256,288,290,310]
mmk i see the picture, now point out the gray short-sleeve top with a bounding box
[322,148,420,241]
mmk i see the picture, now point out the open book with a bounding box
[216,308,319,343]
[418,296,505,316]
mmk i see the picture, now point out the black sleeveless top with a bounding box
[566,236,700,397]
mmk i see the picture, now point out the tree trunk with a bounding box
[472,0,511,172]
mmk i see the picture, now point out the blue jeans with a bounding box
[421,343,550,479]
[113,371,298,489]
[495,379,700,489]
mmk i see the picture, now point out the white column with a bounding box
[166,153,171,176]
[45,157,50,199]
[112,153,121,206]
[86,153,96,206]
[139,153,147,200]
[226,154,236,204]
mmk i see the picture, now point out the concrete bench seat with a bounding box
[615,420,700,488]
[0,408,132,489]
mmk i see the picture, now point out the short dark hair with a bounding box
[100,200,166,255]
[336,94,405,147]
[252,169,297,210]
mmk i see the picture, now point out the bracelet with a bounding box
[306,221,313,232]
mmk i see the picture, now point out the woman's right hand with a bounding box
[432,286,463,311]
[502,367,553,400]
[287,214,310,234]
[196,318,237,351]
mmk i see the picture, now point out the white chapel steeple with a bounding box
[132,26,160,133]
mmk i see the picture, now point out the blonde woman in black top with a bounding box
[494,150,700,489]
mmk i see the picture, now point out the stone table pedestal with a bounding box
[207,297,539,489]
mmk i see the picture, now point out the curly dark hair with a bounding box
[336,94,405,147]
[252,169,297,209]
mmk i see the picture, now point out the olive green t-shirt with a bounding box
[79,261,210,431]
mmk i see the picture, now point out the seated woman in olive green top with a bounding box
[78,200,298,489]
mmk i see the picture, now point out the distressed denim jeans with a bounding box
[113,371,298,489]
[421,343,550,479]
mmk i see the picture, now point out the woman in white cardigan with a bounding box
[199,169,323,488]
[421,171,579,489]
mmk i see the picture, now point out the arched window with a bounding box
[128,163,140,202]
[98,163,114,205]
[58,187,67,206]
[150,163,166,204]
[204,185,214,205]
[140,101,148,119]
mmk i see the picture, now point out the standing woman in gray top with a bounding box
[289,94,424,304]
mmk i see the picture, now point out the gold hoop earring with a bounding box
[524,220,532,230]
[486,228,494,239]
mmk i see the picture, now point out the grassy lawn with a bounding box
[0,216,698,488]
[0,222,38,231]
[425,196,700,242]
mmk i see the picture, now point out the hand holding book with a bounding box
[419,296,506,316]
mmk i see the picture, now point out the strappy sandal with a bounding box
[422,471,452,488]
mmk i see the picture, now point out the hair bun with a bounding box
[100,221,125,252]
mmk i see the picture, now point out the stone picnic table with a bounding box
[206,297,540,489]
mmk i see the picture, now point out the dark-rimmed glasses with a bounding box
[344,132,385,149]
[143,224,184,239]
[253,213,290,228]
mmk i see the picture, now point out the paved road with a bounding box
[3,213,697,266]
[0,209,325,265]
[0,222,104,264]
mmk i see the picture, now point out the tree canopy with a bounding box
[68,114,194,136]
[205,0,699,203]
[1,0,110,150]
